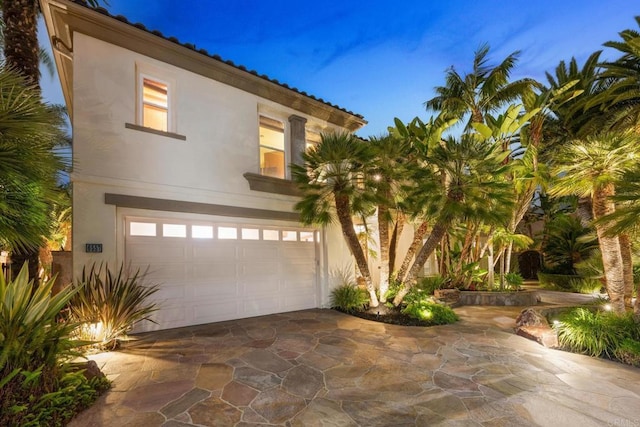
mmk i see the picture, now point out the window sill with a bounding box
[125,123,187,140]
[243,172,301,196]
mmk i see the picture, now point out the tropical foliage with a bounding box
[0,66,67,253]
[330,283,369,313]
[293,18,640,325]
[0,264,110,426]
[554,307,640,360]
[68,264,160,349]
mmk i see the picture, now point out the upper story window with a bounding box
[140,76,169,132]
[259,116,285,179]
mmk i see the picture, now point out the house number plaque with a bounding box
[85,243,103,253]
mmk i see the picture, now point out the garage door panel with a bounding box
[284,278,315,292]
[239,245,280,261]
[129,243,186,260]
[193,300,240,322]
[192,245,236,260]
[153,284,186,301]
[193,262,236,280]
[283,260,315,274]
[243,277,280,295]
[143,264,189,282]
[126,216,318,332]
[192,282,237,298]
[284,293,317,310]
[153,305,187,324]
[243,296,281,316]
[281,245,314,259]
[240,261,279,277]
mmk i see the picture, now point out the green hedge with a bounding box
[537,272,578,290]
[537,272,602,293]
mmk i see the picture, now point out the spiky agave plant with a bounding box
[68,263,160,349]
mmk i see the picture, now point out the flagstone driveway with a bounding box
[71,306,640,427]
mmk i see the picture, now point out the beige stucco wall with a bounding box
[70,33,352,307]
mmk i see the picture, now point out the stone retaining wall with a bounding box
[458,290,538,306]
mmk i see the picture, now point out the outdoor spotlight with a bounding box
[604,304,612,311]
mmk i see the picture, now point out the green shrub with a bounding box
[68,263,160,349]
[383,278,404,302]
[553,308,639,358]
[401,301,458,325]
[568,277,603,294]
[418,275,447,294]
[330,283,368,312]
[614,339,640,367]
[4,367,111,427]
[504,272,524,291]
[541,214,598,274]
[0,263,109,426]
[537,272,579,290]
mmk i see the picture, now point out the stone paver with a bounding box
[70,296,640,427]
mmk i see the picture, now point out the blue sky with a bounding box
[41,0,638,136]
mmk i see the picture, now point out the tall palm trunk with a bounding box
[592,184,625,313]
[4,0,42,286]
[335,194,379,307]
[395,221,429,284]
[393,220,448,306]
[377,204,390,303]
[619,234,634,307]
[3,0,40,85]
[453,221,476,277]
[388,212,405,276]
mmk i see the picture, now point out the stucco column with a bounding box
[289,115,307,168]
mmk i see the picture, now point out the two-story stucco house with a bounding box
[40,0,365,331]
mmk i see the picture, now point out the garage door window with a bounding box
[163,224,186,237]
[130,222,157,236]
[282,231,297,241]
[192,225,213,239]
[300,231,315,242]
[241,228,260,240]
[218,226,238,239]
[263,229,279,241]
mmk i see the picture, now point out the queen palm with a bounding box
[549,132,637,313]
[292,132,380,307]
[425,43,536,126]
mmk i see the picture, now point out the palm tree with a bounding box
[549,132,638,313]
[1,0,102,85]
[365,133,412,303]
[598,16,640,130]
[425,43,536,126]
[292,132,380,307]
[597,168,640,314]
[1,0,101,282]
[392,133,513,305]
[541,214,599,274]
[543,52,608,143]
[0,66,67,252]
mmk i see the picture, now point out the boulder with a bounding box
[516,326,559,348]
[515,307,548,328]
[82,360,106,381]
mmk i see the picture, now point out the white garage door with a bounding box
[125,216,318,331]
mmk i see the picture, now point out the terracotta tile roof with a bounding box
[72,1,364,120]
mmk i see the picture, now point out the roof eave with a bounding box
[39,0,367,131]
